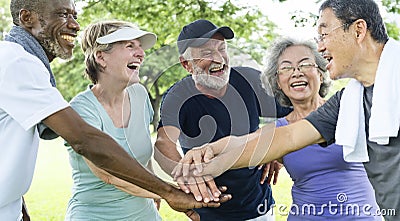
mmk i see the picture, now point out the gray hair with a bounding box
[261,37,331,107]
[181,46,193,61]
[10,0,47,25]
[320,0,388,43]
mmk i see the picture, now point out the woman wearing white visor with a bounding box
[65,20,161,220]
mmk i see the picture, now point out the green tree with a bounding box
[54,0,278,130]
[382,0,400,39]
[382,0,400,14]
[290,0,400,40]
[0,0,11,40]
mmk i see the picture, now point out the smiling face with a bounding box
[316,8,359,80]
[187,33,230,90]
[100,39,145,87]
[30,0,80,61]
[277,45,322,104]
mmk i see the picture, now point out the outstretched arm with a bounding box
[173,119,324,178]
[232,120,323,168]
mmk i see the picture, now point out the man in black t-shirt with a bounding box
[154,19,291,221]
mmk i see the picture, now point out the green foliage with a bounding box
[386,21,400,40]
[53,0,278,128]
[0,0,11,40]
[290,0,400,39]
[382,0,400,40]
[382,0,400,14]
[25,138,292,221]
[52,50,91,102]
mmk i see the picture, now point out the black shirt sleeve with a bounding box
[305,89,344,146]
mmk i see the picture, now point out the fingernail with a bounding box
[195,196,202,201]
[204,198,209,203]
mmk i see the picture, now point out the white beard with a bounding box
[192,63,230,90]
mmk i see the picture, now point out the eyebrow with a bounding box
[54,7,78,15]
[317,22,328,31]
[279,57,313,66]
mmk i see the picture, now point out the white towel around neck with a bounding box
[335,38,400,162]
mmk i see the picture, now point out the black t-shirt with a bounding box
[306,86,400,219]
[158,67,290,220]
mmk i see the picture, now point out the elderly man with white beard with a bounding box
[154,19,292,221]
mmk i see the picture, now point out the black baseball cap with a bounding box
[177,19,234,54]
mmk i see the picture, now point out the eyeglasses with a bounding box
[314,23,346,43]
[277,63,319,76]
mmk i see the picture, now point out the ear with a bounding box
[95,51,107,68]
[353,19,367,43]
[276,80,282,90]
[19,9,37,28]
[179,56,192,73]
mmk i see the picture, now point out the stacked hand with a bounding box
[172,136,247,180]
[170,137,246,208]
[171,133,282,208]
[171,145,225,203]
[164,183,231,221]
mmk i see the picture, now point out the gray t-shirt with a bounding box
[306,86,399,220]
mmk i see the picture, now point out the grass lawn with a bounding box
[24,138,293,220]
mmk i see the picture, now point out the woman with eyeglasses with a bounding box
[262,37,381,220]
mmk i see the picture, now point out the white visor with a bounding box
[96,27,157,50]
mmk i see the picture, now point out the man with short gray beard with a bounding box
[155,19,292,221]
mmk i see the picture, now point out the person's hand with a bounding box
[171,138,242,179]
[163,186,231,221]
[171,147,222,203]
[172,145,215,179]
[175,174,222,203]
[259,160,283,185]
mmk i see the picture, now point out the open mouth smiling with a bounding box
[61,34,76,43]
[209,64,225,73]
[291,81,308,88]
[127,63,140,70]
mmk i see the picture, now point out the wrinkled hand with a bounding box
[172,139,243,179]
[171,146,222,203]
[259,160,283,185]
[175,174,222,203]
[172,145,215,178]
[164,186,231,221]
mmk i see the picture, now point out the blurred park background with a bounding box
[1,0,399,220]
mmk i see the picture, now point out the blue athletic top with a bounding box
[277,118,381,220]
[158,67,291,220]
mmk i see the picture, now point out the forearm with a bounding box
[84,158,161,199]
[154,143,181,175]
[75,129,173,198]
[154,127,182,175]
[232,120,324,168]
[44,108,174,199]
